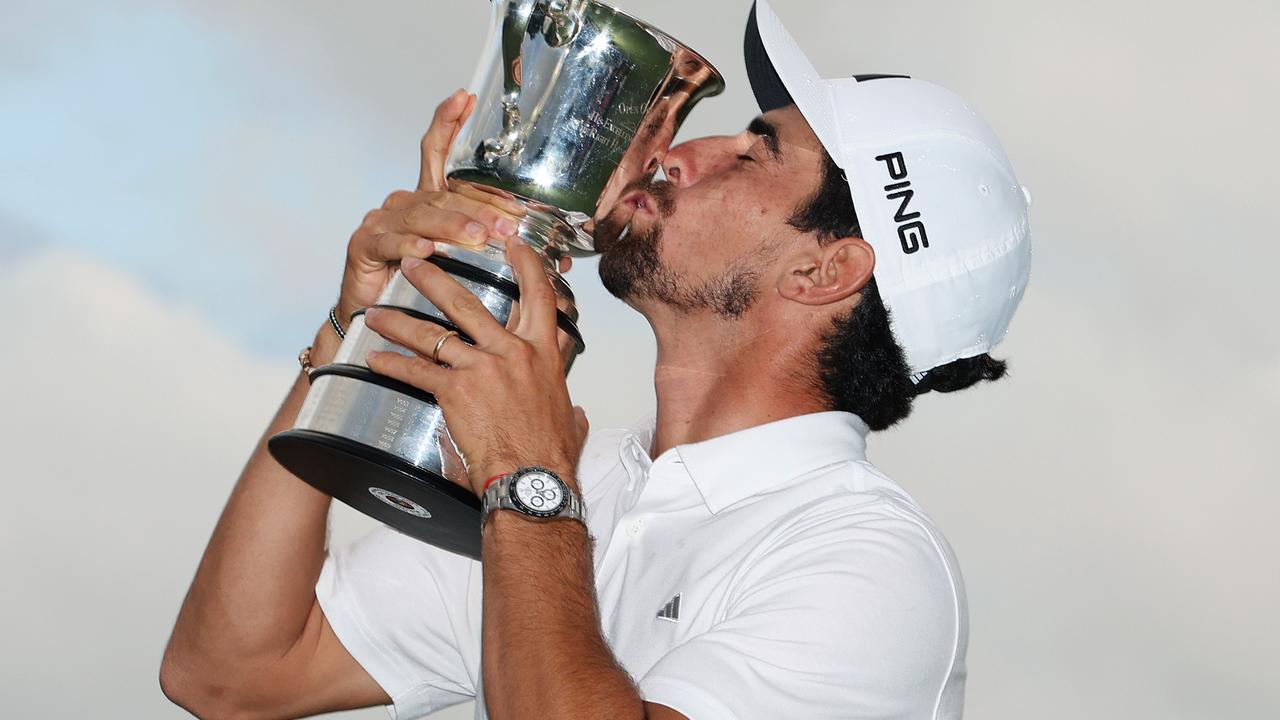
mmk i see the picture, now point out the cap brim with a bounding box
[744,3,793,113]
[746,1,849,169]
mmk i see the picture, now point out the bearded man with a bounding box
[162,2,1031,718]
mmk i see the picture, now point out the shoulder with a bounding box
[741,460,966,617]
[757,456,949,542]
[700,466,968,709]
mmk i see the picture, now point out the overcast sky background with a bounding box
[1,0,1277,718]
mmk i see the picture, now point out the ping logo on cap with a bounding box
[876,151,930,255]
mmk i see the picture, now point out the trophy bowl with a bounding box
[269,0,724,559]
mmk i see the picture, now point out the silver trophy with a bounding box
[269,0,724,559]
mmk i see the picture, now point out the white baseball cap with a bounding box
[745,0,1033,376]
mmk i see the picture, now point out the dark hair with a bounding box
[787,152,1009,430]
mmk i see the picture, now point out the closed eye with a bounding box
[746,116,783,161]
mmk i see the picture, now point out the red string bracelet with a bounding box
[482,473,508,492]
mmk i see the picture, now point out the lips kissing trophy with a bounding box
[268,0,724,559]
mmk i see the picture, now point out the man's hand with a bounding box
[362,239,587,494]
[335,89,530,326]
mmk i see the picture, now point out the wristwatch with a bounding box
[481,466,587,529]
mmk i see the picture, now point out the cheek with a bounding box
[678,179,766,231]
[661,190,772,270]
[660,156,804,264]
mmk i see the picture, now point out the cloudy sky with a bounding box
[1,0,1276,718]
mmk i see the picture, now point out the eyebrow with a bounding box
[747,116,783,161]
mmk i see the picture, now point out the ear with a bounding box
[776,236,875,307]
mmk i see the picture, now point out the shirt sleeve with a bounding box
[638,500,967,720]
[316,524,480,719]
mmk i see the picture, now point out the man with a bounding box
[161,1,1030,718]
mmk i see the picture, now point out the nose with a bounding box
[661,135,735,187]
[644,153,663,176]
[661,141,693,186]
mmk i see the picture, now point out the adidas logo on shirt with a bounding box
[656,593,681,623]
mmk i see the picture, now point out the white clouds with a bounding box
[873,287,1280,719]
[0,249,393,718]
[0,249,275,715]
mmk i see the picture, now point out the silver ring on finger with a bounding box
[431,330,460,365]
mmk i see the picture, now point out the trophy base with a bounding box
[267,246,582,561]
[270,429,483,560]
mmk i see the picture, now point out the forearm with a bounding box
[481,509,645,720]
[164,326,340,671]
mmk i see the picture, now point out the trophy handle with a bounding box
[543,0,587,46]
[482,0,586,164]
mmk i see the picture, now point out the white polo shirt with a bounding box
[317,411,969,719]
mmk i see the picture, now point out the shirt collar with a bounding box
[618,413,657,492]
[671,411,870,514]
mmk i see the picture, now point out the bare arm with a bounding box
[481,512,688,720]
[360,243,687,720]
[160,90,529,719]
[159,323,394,718]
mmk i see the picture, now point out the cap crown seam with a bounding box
[876,212,1030,297]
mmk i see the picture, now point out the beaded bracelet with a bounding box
[298,346,316,381]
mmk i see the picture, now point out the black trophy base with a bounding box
[269,429,483,560]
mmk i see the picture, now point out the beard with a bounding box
[596,180,763,319]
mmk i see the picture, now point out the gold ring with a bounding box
[432,330,460,364]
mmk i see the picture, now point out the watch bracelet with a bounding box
[482,467,586,528]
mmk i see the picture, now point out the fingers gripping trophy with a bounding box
[268,0,724,559]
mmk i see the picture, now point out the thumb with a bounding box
[573,406,590,441]
[418,90,476,192]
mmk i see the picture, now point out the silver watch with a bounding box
[481,466,586,528]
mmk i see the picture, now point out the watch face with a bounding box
[511,470,567,517]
